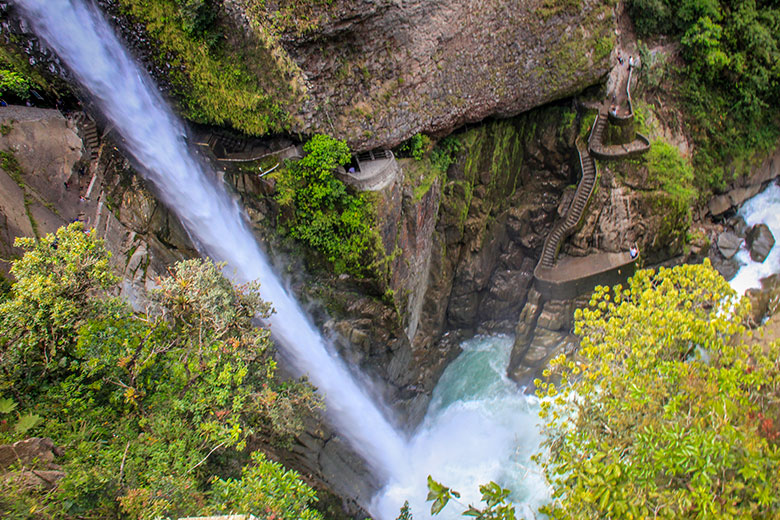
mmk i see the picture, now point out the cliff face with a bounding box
[228,0,615,149]
[0,107,195,291]
[85,0,615,150]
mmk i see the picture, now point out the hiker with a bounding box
[629,56,635,68]
[630,245,639,259]
[610,105,617,117]
[617,51,623,65]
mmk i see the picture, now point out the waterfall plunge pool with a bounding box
[372,335,549,520]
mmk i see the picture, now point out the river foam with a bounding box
[729,182,780,295]
[373,336,548,519]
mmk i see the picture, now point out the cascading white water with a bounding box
[729,182,780,294]
[373,336,548,520]
[16,0,407,489]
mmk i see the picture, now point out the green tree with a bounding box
[628,0,780,190]
[0,69,32,99]
[0,225,321,520]
[206,451,323,520]
[535,260,780,518]
[275,134,380,275]
[0,223,118,395]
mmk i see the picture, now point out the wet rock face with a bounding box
[0,437,63,472]
[412,104,580,359]
[508,287,582,387]
[746,223,775,263]
[708,146,780,217]
[261,0,614,149]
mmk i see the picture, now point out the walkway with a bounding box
[537,137,598,269]
[192,128,300,163]
[531,55,651,298]
[534,251,639,300]
[588,109,650,160]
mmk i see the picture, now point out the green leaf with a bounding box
[14,413,43,434]
[0,397,17,414]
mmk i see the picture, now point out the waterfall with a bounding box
[15,0,407,490]
[372,336,548,520]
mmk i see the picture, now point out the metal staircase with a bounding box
[537,137,598,269]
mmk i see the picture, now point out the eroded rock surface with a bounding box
[261,0,615,149]
[0,107,195,304]
[746,223,775,263]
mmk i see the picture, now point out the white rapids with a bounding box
[729,182,780,295]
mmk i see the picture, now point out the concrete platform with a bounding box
[338,150,399,191]
[534,251,639,299]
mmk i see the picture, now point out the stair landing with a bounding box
[534,251,639,300]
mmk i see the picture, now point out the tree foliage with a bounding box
[0,223,322,519]
[425,475,517,519]
[628,0,780,189]
[0,68,33,99]
[535,260,780,518]
[275,134,380,275]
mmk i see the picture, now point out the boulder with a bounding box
[6,469,65,490]
[745,274,780,324]
[710,254,740,281]
[727,215,748,237]
[746,223,775,263]
[0,437,63,471]
[717,231,742,259]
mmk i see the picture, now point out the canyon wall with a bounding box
[94,0,615,150]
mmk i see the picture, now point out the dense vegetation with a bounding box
[628,0,780,191]
[0,224,323,520]
[115,0,299,135]
[275,134,381,276]
[536,261,780,518]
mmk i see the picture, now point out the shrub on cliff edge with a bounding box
[275,134,381,276]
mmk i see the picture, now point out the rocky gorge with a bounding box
[1,0,780,517]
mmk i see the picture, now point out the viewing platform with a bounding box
[589,111,651,160]
[534,251,639,300]
[191,127,301,162]
[337,149,399,191]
